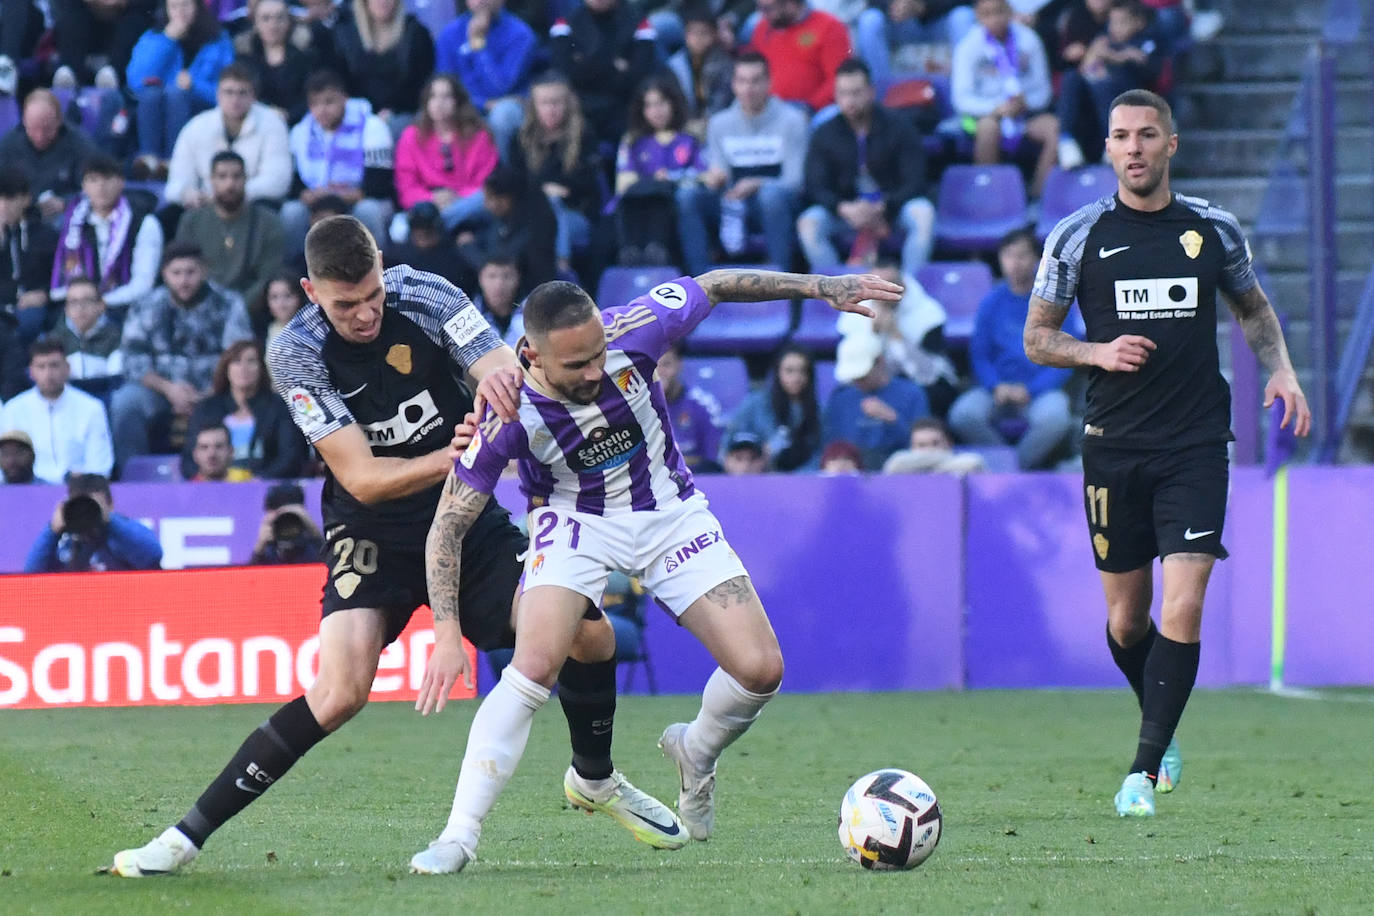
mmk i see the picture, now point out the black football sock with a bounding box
[1107,620,1158,709]
[176,696,329,847]
[557,659,617,781]
[1129,635,1201,782]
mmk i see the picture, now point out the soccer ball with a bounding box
[838,769,942,870]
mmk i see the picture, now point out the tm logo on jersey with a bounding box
[1114,276,1198,319]
[663,530,724,572]
[361,389,443,446]
[572,424,645,473]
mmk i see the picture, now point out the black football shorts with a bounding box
[1080,440,1230,573]
[320,508,525,650]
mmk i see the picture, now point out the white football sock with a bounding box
[437,666,550,849]
[683,668,777,771]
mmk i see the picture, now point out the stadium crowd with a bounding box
[0,0,1226,486]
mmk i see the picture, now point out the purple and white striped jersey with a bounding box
[457,277,713,515]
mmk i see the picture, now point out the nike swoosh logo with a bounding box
[1099,245,1130,259]
[627,809,682,836]
[1183,528,1215,540]
[341,383,368,399]
[235,778,264,795]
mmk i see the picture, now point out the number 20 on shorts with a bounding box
[532,510,583,551]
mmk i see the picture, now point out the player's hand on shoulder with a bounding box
[1094,334,1156,372]
[474,363,524,423]
[415,640,474,715]
[1264,370,1312,437]
[819,273,903,318]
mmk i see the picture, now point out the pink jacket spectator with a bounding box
[393,125,499,210]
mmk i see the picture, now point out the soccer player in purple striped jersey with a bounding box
[409,267,901,874]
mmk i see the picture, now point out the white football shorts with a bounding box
[520,494,748,617]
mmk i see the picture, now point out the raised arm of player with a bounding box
[416,469,492,715]
[693,269,902,317]
[1224,283,1312,435]
[1024,295,1157,371]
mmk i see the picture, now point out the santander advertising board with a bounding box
[0,565,477,709]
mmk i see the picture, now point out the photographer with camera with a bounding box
[249,482,324,565]
[23,473,163,572]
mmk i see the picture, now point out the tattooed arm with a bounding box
[416,469,491,715]
[1024,295,1156,372]
[693,269,902,316]
[1224,284,1312,435]
[1225,284,1296,376]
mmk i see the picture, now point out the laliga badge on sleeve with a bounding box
[461,427,483,469]
[288,387,329,433]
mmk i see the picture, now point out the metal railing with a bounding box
[1240,0,1368,464]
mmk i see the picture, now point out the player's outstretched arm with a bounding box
[418,470,491,715]
[1024,295,1156,372]
[1224,284,1312,435]
[693,268,902,316]
[314,424,454,505]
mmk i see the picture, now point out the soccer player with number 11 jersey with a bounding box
[1025,89,1311,817]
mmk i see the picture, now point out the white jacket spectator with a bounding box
[950,16,1052,117]
[166,64,293,207]
[1,340,114,482]
[949,0,1059,195]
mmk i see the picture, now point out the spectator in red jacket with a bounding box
[747,0,852,111]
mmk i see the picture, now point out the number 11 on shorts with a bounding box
[532,510,582,550]
[1086,485,1109,528]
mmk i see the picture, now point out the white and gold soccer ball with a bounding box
[838,768,942,870]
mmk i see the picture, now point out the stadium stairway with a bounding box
[1169,0,1373,458]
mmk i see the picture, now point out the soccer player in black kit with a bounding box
[110,217,683,876]
[1024,90,1311,817]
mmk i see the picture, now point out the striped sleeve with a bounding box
[455,409,521,495]
[604,276,713,361]
[1032,198,1112,309]
[1179,195,1258,298]
[266,319,354,444]
[387,265,506,373]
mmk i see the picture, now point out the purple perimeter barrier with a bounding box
[0,469,1369,689]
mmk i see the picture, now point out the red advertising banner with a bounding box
[0,565,477,709]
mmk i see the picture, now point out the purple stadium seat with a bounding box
[406,0,458,41]
[916,261,995,346]
[120,454,182,483]
[686,299,792,354]
[812,263,866,276]
[124,179,167,208]
[792,299,842,352]
[1036,165,1115,239]
[680,357,750,415]
[596,266,681,308]
[965,445,1018,472]
[0,96,18,135]
[934,165,1029,253]
[814,359,838,408]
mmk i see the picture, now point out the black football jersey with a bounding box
[1034,192,1257,449]
[267,265,506,547]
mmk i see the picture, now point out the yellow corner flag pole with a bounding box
[1269,465,1289,692]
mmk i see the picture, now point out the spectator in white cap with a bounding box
[0,429,37,484]
[0,337,114,483]
[823,329,930,469]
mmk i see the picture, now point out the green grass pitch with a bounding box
[3,689,1371,915]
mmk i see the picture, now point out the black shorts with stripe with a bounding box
[320,504,526,651]
[1080,440,1230,573]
